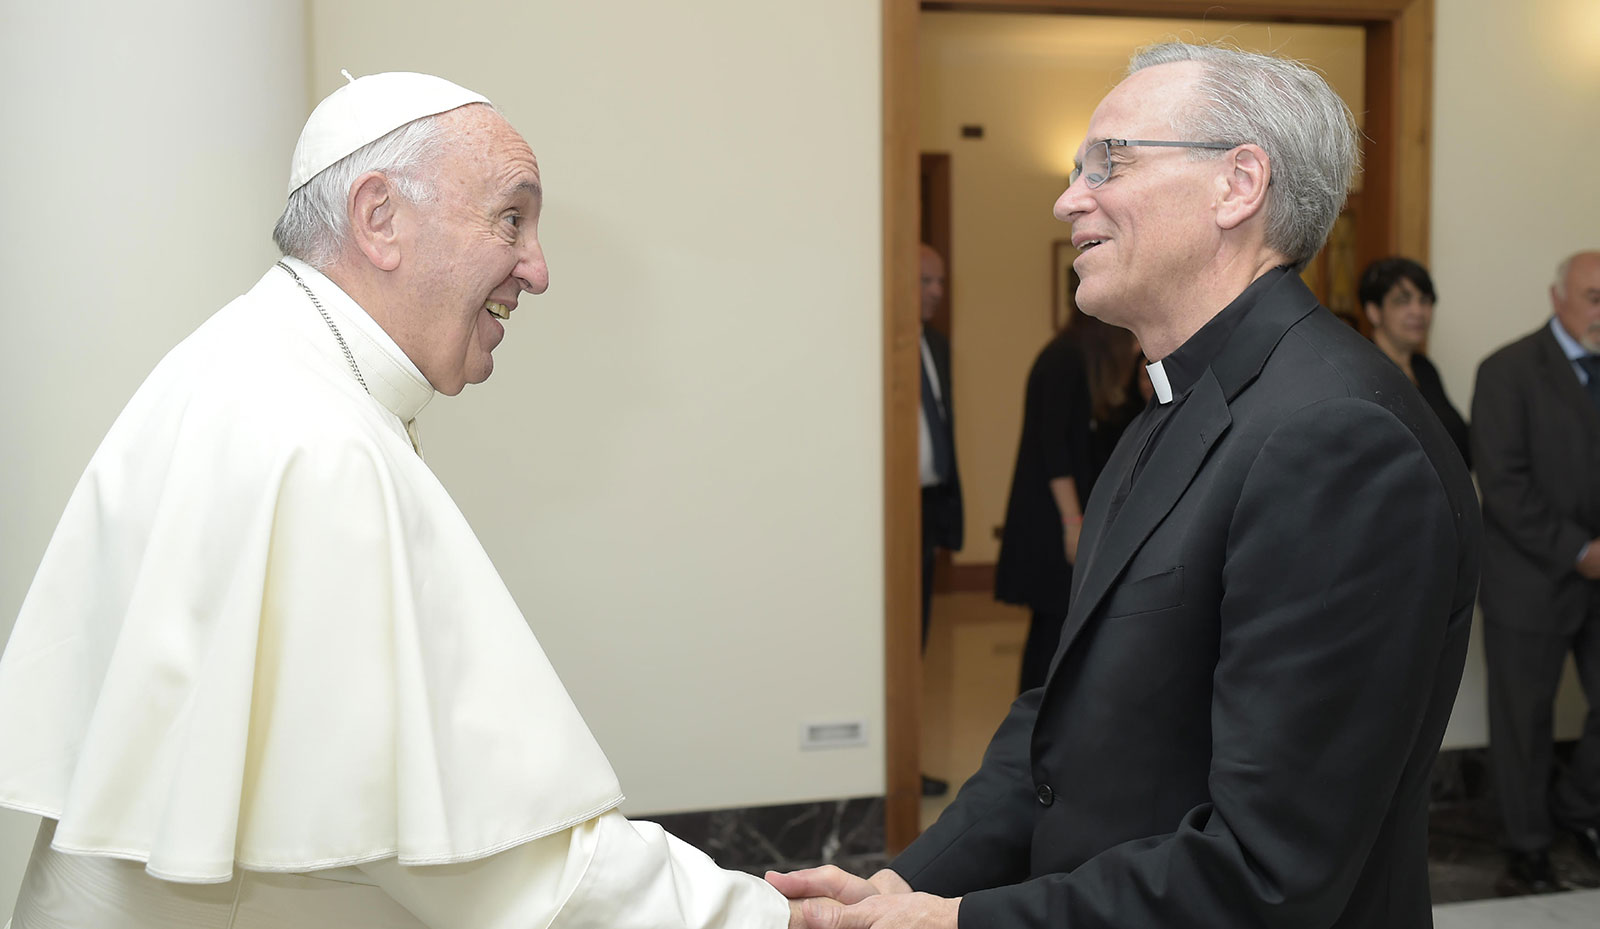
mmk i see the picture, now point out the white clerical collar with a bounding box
[1147,360,1174,404]
[279,257,434,424]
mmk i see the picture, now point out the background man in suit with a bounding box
[771,42,1479,929]
[918,242,961,798]
[1473,249,1600,893]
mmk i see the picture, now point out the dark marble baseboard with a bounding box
[638,746,1597,904]
[1427,742,1600,903]
[641,796,888,877]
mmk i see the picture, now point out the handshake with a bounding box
[764,866,958,929]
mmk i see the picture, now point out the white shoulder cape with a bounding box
[0,264,623,883]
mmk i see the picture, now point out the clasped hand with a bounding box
[767,865,959,929]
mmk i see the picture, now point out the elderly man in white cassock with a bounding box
[0,73,804,928]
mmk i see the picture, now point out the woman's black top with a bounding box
[1411,352,1471,469]
[995,333,1140,614]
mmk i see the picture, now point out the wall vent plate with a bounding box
[800,720,867,750]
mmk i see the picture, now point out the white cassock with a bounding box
[0,258,788,929]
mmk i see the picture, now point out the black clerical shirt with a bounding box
[1121,266,1294,491]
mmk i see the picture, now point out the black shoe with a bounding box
[921,775,949,797]
[1561,821,1600,861]
[1501,849,1565,895]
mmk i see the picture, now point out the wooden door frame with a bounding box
[882,0,1435,851]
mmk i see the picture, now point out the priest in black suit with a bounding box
[771,42,1479,929]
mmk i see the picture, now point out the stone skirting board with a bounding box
[637,751,1589,904]
[639,796,888,877]
[632,747,1512,878]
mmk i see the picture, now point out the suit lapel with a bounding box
[1535,326,1600,431]
[1050,271,1321,678]
[1053,372,1231,664]
[1070,404,1151,602]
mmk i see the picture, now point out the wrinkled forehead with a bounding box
[441,106,533,157]
[434,106,541,193]
[1080,61,1203,152]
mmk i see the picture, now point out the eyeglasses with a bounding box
[1070,139,1239,189]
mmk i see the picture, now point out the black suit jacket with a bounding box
[923,327,963,552]
[1472,323,1600,634]
[893,272,1480,929]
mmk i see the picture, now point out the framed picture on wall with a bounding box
[1052,239,1081,332]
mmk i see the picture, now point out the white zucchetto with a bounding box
[287,70,490,194]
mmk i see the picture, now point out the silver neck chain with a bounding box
[276,260,370,395]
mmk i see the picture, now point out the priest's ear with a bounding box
[1213,143,1272,232]
[346,171,404,272]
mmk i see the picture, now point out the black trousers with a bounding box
[920,486,958,651]
[1486,604,1600,851]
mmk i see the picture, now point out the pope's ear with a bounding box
[1214,144,1271,232]
[347,172,402,272]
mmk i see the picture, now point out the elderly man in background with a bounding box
[771,41,1479,929]
[1473,250,1600,893]
[0,72,797,928]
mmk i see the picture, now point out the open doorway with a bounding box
[882,0,1437,851]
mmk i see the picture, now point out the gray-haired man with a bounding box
[1474,249,1600,892]
[771,42,1479,929]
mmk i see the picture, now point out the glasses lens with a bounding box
[1084,142,1110,188]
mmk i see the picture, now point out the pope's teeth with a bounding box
[485,302,510,319]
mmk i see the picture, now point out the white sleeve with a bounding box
[356,810,791,929]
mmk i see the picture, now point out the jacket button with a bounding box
[1036,784,1054,806]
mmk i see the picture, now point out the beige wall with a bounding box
[919,13,1364,565]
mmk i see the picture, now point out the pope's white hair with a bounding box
[1128,42,1360,271]
[273,111,459,270]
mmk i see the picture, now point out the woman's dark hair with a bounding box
[1064,315,1137,423]
[1358,256,1436,310]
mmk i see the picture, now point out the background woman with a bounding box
[1358,257,1471,467]
[995,314,1141,693]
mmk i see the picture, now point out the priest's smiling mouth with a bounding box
[485,301,511,320]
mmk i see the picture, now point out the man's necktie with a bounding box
[1580,356,1600,411]
[921,354,955,484]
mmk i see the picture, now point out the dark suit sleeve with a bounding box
[890,688,1043,893]
[1471,353,1592,570]
[955,399,1464,929]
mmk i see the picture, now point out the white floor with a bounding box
[1433,889,1600,927]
